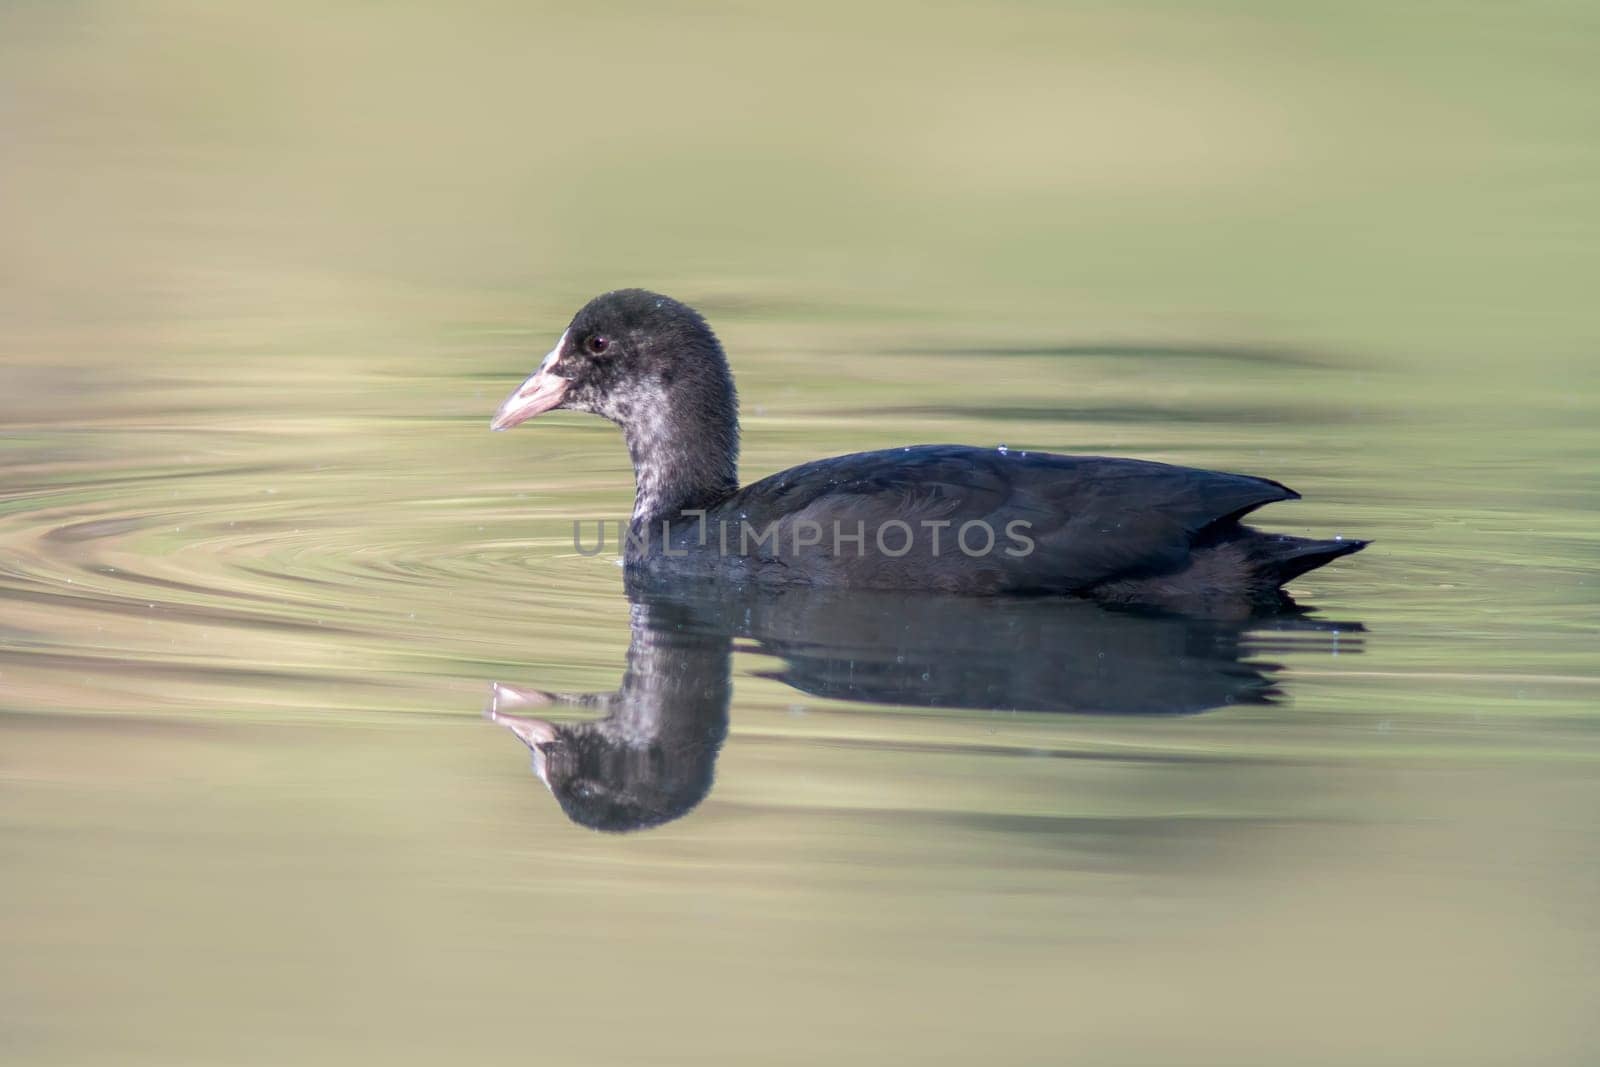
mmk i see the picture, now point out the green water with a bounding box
[3,3,1598,1064]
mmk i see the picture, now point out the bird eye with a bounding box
[585,335,610,355]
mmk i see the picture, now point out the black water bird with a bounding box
[492,289,1365,614]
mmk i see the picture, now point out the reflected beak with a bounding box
[488,682,556,715]
[487,700,560,788]
[491,710,558,749]
[489,333,571,431]
[487,688,558,745]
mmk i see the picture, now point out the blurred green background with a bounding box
[5,1,1598,365]
[2,3,1597,1065]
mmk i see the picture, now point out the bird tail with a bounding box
[1255,535,1369,584]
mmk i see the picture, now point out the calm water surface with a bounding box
[3,4,1599,1065]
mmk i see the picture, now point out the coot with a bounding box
[491,289,1365,612]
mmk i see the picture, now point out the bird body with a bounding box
[492,290,1365,613]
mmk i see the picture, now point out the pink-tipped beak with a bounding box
[488,682,556,714]
[487,702,559,787]
[490,370,570,431]
[490,332,571,431]
[486,687,561,788]
[488,697,559,750]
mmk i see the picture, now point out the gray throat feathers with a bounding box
[622,407,737,536]
[604,618,720,744]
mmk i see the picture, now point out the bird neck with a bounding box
[609,604,732,741]
[622,385,739,536]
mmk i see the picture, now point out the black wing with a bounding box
[709,445,1296,592]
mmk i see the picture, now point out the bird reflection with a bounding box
[490,593,730,833]
[490,577,1361,832]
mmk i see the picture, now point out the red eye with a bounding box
[585,335,610,355]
